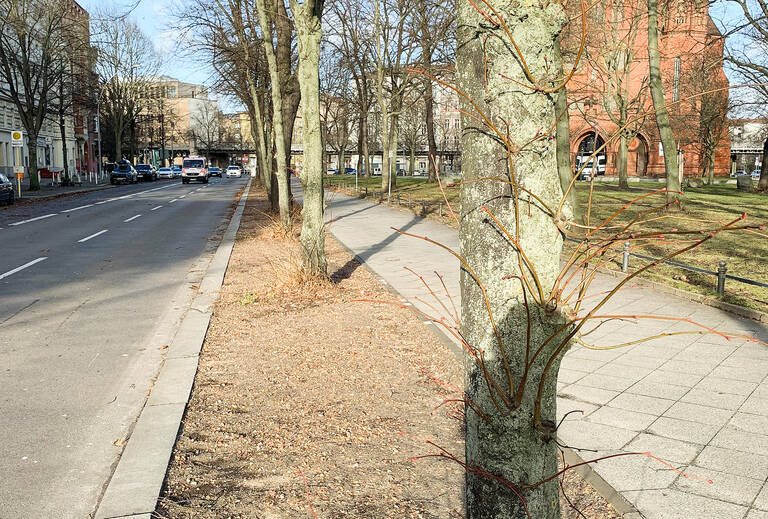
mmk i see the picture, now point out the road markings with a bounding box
[0,257,48,280]
[78,230,108,243]
[124,214,142,223]
[150,205,163,211]
[61,204,94,213]
[179,195,186,199]
[169,199,178,203]
[9,214,57,226]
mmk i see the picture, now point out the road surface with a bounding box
[0,176,248,518]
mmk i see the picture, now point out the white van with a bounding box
[182,156,209,184]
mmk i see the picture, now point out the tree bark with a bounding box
[618,131,629,190]
[256,0,292,228]
[648,0,680,204]
[59,114,70,185]
[27,129,40,191]
[291,0,327,276]
[425,77,439,182]
[554,64,576,216]
[458,1,572,517]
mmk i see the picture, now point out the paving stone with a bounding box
[662,401,734,427]
[745,509,768,519]
[627,380,690,400]
[739,394,768,416]
[587,406,657,431]
[596,362,655,380]
[673,466,763,506]
[693,376,758,396]
[561,357,609,373]
[608,392,676,416]
[710,427,768,455]
[560,384,620,406]
[614,354,667,369]
[556,397,598,422]
[623,488,747,519]
[625,434,703,465]
[558,420,638,452]
[728,411,768,433]
[576,373,637,392]
[693,445,768,480]
[646,416,720,445]
[585,449,681,492]
[754,484,768,511]
[711,364,768,383]
[644,369,705,388]
[557,368,588,384]
[680,388,748,410]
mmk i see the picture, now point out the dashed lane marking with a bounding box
[9,214,57,226]
[61,204,94,213]
[78,230,109,243]
[150,205,163,211]
[0,257,48,280]
[124,214,142,223]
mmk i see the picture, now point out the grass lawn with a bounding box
[326,174,768,313]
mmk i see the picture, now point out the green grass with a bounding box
[326,174,768,313]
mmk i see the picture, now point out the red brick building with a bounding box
[564,0,731,179]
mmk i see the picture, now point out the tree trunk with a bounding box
[357,113,365,175]
[292,0,327,276]
[648,0,680,205]
[759,139,768,191]
[425,77,439,182]
[27,129,40,191]
[554,66,576,215]
[618,131,629,190]
[361,116,371,177]
[409,147,415,176]
[59,114,71,185]
[457,2,571,518]
[256,0,291,228]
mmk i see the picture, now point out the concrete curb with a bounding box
[326,221,640,518]
[93,179,252,519]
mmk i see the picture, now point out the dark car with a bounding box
[209,166,222,177]
[344,167,357,175]
[0,173,14,205]
[110,161,138,184]
[135,164,157,181]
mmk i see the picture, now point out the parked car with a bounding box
[226,165,242,178]
[209,166,223,178]
[182,156,209,184]
[326,168,338,175]
[735,169,747,177]
[135,164,157,181]
[157,167,173,179]
[110,161,138,184]
[752,169,761,180]
[171,165,182,178]
[0,173,14,205]
[344,167,357,175]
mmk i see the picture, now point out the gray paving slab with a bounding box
[323,188,768,519]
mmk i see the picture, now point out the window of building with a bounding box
[454,119,459,129]
[167,86,177,98]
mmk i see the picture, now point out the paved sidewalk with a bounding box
[324,188,768,519]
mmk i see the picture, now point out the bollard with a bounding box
[397,194,401,205]
[717,261,727,296]
[408,196,412,209]
[622,241,630,273]
[420,201,426,217]
[439,202,443,217]
[364,187,368,197]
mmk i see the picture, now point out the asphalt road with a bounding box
[0,176,248,518]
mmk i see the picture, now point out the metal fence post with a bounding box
[622,242,630,273]
[439,202,443,217]
[364,187,368,197]
[420,201,426,216]
[397,194,400,205]
[717,261,727,296]
[408,196,412,209]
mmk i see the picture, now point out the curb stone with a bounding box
[93,179,252,519]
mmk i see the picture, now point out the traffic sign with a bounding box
[11,130,23,148]
[14,166,23,179]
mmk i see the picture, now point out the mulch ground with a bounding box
[155,188,621,519]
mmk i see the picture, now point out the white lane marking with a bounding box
[94,201,108,205]
[169,199,178,203]
[78,230,108,243]
[179,195,186,199]
[135,184,176,195]
[0,257,48,281]
[150,205,163,211]
[124,214,142,223]
[61,204,94,213]
[9,214,57,226]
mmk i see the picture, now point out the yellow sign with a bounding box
[11,130,23,147]
[14,166,24,179]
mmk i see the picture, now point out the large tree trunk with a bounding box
[554,65,576,216]
[292,0,327,276]
[425,77,439,182]
[457,2,572,517]
[59,114,71,185]
[759,139,768,191]
[256,0,291,228]
[648,0,680,204]
[361,116,371,177]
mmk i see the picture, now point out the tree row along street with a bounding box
[0,177,248,518]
